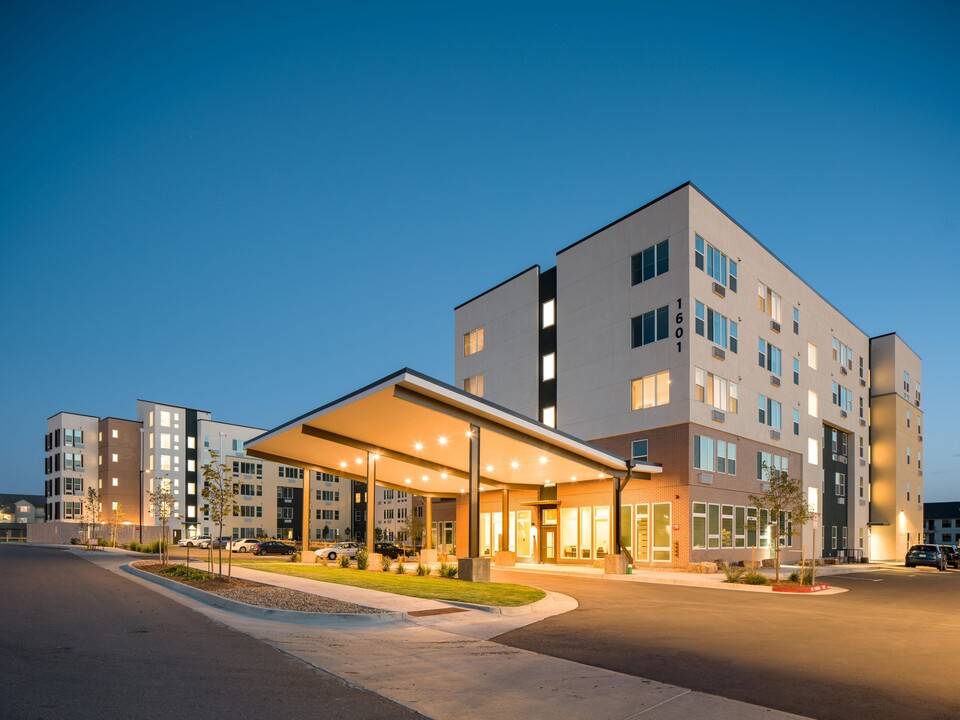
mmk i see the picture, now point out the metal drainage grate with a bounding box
[407,607,470,617]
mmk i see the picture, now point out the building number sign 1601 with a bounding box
[675,298,683,352]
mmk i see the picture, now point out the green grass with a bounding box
[232,561,546,607]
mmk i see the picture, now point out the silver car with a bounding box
[316,542,361,561]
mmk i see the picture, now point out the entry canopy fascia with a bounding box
[244,368,661,497]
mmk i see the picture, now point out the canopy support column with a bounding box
[458,424,490,582]
[301,468,311,555]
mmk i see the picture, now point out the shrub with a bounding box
[381,558,392,572]
[723,566,746,583]
[289,552,300,563]
[69,537,82,545]
[438,562,458,579]
[356,548,369,570]
[788,571,800,583]
[415,563,430,576]
[802,568,815,585]
[742,571,769,585]
[158,564,211,582]
[395,562,406,575]
[339,554,351,568]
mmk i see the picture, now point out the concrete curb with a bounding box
[439,590,565,615]
[121,563,407,627]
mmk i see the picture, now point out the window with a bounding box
[832,383,853,412]
[756,452,788,480]
[279,466,303,479]
[463,373,484,397]
[463,327,485,356]
[541,406,556,427]
[232,439,243,452]
[160,411,171,427]
[187,436,195,449]
[757,282,782,322]
[807,342,818,370]
[160,455,171,471]
[907,446,911,465]
[793,409,800,436]
[807,438,819,465]
[542,353,556,381]
[110,429,119,439]
[187,459,195,472]
[906,409,911,428]
[694,436,736,474]
[808,390,818,417]
[793,357,800,385]
[694,301,738,352]
[793,307,799,334]
[758,338,782,375]
[903,371,910,393]
[694,235,737,291]
[631,371,670,409]
[694,367,738,412]
[832,338,854,370]
[160,433,171,449]
[631,305,669,348]
[542,299,555,328]
[631,239,669,285]
[757,395,782,429]
[112,477,118,487]
[835,472,846,497]
[631,439,648,462]
[111,453,118,463]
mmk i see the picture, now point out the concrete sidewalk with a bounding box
[76,547,813,720]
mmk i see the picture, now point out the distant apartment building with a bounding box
[455,182,921,566]
[43,401,352,544]
[924,502,960,546]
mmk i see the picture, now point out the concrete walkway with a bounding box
[73,547,820,720]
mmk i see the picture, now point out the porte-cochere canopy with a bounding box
[244,368,661,557]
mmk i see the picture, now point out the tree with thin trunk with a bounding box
[201,451,237,579]
[403,512,426,554]
[149,477,175,566]
[109,503,125,546]
[83,488,101,546]
[749,466,813,583]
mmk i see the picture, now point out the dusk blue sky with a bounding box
[1,1,957,499]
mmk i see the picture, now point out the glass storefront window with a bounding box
[636,504,649,561]
[516,510,532,557]
[580,506,592,559]
[480,512,491,556]
[594,506,610,558]
[620,505,633,553]
[560,508,578,558]
[493,513,503,554]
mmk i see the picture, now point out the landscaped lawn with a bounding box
[231,561,546,607]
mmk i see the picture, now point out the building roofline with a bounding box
[46,411,100,421]
[136,399,211,413]
[869,332,923,361]
[196,418,267,433]
[454,265,541,311]
[557,180,873,338]
[100,416,142,424]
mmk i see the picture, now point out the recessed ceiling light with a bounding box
[421,475,428,482]
[439,436,448,445]
[414,442,424,451]
[570,476,577,481]
[485,465,494,472]
[539,456,548,464]
[339,461,347,469]
[405,478,411,484]
[440,472,447,479]
[355,458,363,465]
[510,461,519,469]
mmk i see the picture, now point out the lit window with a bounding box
[807,438,819,465]
[160,433,171,449]
[694,367,738,412]
[463,327,485,356]
[111,501,118,511]
[160,455,171,471]
[187,459,196,472]
[111,453,118,462]
[808,390,818,417]
[542,353,556,381]
[542,299,555,328]
[807,342,817,370]
[187,436,196,449]
[111,429,119,439]
[160,411,171,428]
[694,301,738,352]
[148,411,154,427]
[112,477,118,486]
[463,373,484,397]
[631,371,670,410]
[542,406,556,428]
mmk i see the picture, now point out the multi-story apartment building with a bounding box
[924,502,960,546]
[869,334,924,559]
[42,401,350,545]
[455,182,919,566]
[44,412,100,522]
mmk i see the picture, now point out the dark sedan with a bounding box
[939,544,960,569]
[905,544,946,571]
[252,541,296,556]
[374,543,405,559]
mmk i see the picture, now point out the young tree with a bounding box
[83,487,101,546]
[109,503,125,546]
[749,466,813,582]
[149,477,176,566]
[201,451,237,578]
[403,512,426,553]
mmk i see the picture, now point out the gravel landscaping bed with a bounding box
[132,561,387,614]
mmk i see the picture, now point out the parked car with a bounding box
[178,534,210,548]
[210,536,233,550]
[939,544,960,569]
[905,544,946,571]
[253,540,296,556]
[374,542,404,559]
[316,541,361,562]
[232,538,261,553]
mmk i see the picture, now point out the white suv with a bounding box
[232,538,261,553]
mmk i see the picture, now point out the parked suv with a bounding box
[905,544,946,571]
[179,534,210,548]
[939,544,960,569]
[232,538,261,553]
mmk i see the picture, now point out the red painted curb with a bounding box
[772,583,830,593]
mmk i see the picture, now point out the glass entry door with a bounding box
[542,527,557,563]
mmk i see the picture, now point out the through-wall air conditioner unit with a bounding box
[712,346,726,360]
[712,410,726,423]
[770,376,781,387]
[840,410,848,418]
[770,320,781,333]
[860,379,866,387]
[859,419,866,427]
[712,282,726,298]
[770,430,781,441]
[840,366,847,375]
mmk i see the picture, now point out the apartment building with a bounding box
[924,502,960,546]
[42,402,350,544]
[455,182,919,566]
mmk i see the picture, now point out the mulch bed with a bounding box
[132,561,388,614]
